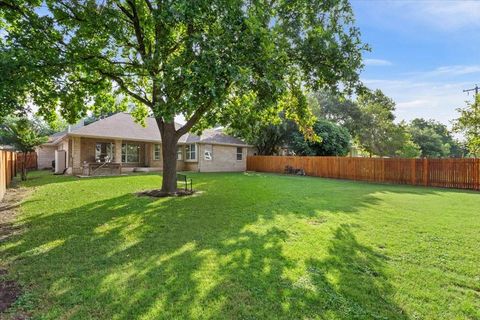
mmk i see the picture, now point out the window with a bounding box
[185,144,197,161]
[95,143,115,162]
[153,144,161,160]
[177,146,183,160]
[236,147,243,161]
[121,143,140,163]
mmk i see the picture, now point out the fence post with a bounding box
[476,158,480,191]
[422,158,429,187]
[411,158,416,185]
[381,158,385,182]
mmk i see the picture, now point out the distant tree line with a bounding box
[231,89,469,158]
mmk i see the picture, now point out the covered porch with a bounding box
[70,137,163,176]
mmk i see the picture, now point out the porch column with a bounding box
[72,136,81,174]
[145,143,150,167]
[114,140,122,164]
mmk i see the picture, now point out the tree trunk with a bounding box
[159,121,179,194]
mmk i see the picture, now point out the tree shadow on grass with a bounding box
[0,174,426,319]
[200,224,408,319]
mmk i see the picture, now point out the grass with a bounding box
[1,170,480,319]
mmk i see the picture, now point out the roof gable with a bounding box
[69,113,162,142]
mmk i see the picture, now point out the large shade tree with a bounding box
[0,0,366,193]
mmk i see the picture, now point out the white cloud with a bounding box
[362,76,473,128]
[381,1,480,31]
[416,1,480,30]
[408,65,480,78]
[364,59,392,66]
[353,0,480,32]
[396,99,432,110]
[433,65,480,76]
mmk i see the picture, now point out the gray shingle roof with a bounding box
[46,131,67,144]
[65,113,248,146]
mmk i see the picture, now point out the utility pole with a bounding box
[463,84,479,96]
[462,85,480,157]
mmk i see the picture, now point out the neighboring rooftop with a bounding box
[50,113,248,146]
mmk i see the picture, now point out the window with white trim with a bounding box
[153,144,161,160]
[236,147,243,160]
[177,146,183,160]
[121,143,140,163]
[185,144,197,161]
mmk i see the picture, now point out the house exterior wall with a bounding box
[247,147,256,157]
[148,143,163,168]
[198,144,246,172]
[64,137,248,174]
[36,145,56,169]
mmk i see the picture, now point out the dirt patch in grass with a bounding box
[0,184,31,317]
[0,274,21,313]
[1,185,29,242]
[136,189,196,198]
[308,217,327,226]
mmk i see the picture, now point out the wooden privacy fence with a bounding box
[0,150,17,201]
[17,152,38,172]
[247,156,480,191]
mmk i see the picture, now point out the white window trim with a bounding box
[177,146,183,161]
[153,144,161,161]
[185,143,198,162]
[236,147,243,161]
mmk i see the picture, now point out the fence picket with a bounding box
[1,150,17,201]
[247,156,480,191]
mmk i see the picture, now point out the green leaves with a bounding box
[0,116,48,153]
[454,94,480,157]
[290,119,351,156]
[355,89,408,157]
[1,0,366,144]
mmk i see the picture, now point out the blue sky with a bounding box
[351,0,480,128]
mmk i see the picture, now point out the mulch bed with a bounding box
[136,189,195,198]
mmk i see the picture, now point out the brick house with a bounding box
[36,113,251,175]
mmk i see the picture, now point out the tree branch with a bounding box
[176,78,232,137]
[176,104,210,137]
[144,0,154,12]
[97,70,152,107]
[126,0,148,60]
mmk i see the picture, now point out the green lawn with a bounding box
[1,171,480,319]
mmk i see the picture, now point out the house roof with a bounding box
[44,131,67,146]
[56,113,248,146]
